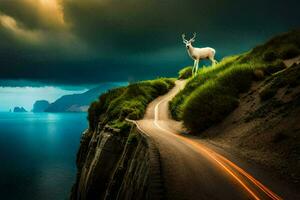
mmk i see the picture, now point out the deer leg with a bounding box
[210,56,217,66]
[193,60,197,76]
[195,59,199,75]
[214,59,218,65]
[213,58,218,65]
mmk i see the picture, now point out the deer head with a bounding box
[182,33,196,49]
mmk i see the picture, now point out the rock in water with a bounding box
[13,107,27,112]
[32,100,50,112]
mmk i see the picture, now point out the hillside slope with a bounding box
[201,62,300,183]
[169,29,300,183]
[170,29,300,132]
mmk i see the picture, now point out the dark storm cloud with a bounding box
[63,0,300,52]
[0,0,299,86]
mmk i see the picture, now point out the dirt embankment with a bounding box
[201,62,300,184]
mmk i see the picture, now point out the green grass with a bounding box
[169,55,240,120]
[88,78,175,131]
[182,63,255,132]
[171,29,300,133]
[178,66,193,79]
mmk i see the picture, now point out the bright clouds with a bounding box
[0,0,85,49]
[0,14,43,44]
[0,0,66,30]
[34,0,66,28]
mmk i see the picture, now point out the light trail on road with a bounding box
[150,98,283,200]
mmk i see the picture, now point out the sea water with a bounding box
[0,112,87,200]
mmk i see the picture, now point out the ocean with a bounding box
[0,112,87,200]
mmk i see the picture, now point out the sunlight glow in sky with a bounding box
[0,86,87,112]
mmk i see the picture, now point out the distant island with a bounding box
[32,83,127,113]
[13,107,27,112]
[32,100,50,112]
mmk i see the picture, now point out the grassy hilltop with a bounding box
[88,78,174,132]
[170,29,300,133]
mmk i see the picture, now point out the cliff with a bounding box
[70,124,164,200]
[71,78,174,200]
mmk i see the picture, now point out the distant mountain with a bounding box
[45,83,127,112]
[32,100,50,112]
[13,107,27,112]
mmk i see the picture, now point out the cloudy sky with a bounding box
[0,0,299,110]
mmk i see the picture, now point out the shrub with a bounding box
[263,51,278,62]
[216,64,254,95]
[109,120,131,133]
[263,61,286,75]
[150,79,172,95]
[181,64,254,133]
[182,81,238,133]
[253,69,265,80]
[178,66,193,79]
[170,55,240,120]
[127,131,138,144]
[169,95,185,120]
[280,45,300,59]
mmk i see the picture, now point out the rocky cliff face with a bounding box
[70,123,164,200]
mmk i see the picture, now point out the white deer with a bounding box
[182,33,217,76]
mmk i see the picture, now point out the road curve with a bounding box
[136,80,285,200]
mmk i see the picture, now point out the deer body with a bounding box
[182,33,217,76]
[187,46,216,60]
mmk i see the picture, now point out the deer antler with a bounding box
[190,32,196,42]
[182,34,188,44]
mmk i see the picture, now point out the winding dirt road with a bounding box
[135,80,294,200]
